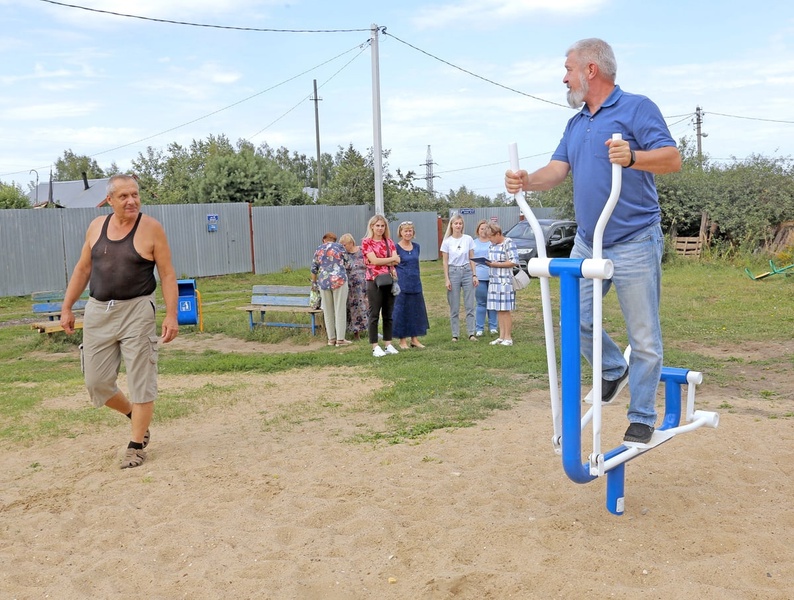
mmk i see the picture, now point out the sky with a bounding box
[2,0,794,201]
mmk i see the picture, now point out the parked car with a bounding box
[503,219,578,270]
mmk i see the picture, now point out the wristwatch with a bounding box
[626,149,636,168]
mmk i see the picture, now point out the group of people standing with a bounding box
[312,213,521,356]
[312,216,430,358]
[441,215,520,346]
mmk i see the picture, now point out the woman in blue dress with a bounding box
[392,221,430,349]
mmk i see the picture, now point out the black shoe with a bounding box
[601,368,628,404]
[624,423,654,444]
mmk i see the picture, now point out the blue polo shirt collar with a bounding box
[580,85,623,117]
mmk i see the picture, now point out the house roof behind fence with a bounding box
[28,177,110,208]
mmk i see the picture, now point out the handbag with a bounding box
[308,287,322,309]
[375,273,394,287]
[512,268,531,291]
[374,240,396,288]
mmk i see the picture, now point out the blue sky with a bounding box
[2,0,794,200]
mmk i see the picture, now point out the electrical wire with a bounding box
[245,41,370,142]
[88,42,368,158]
[434,151,555,176]
[706,110,794,125]
[382,30,570,110]
[38,0,370,33]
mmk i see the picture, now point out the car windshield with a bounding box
[505,221,551,241]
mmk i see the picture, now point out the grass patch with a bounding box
[2,259,793,446]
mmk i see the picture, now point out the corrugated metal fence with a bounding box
[0,205,442,297]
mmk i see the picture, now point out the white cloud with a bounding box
[413,0,608,29]
[3,102,100,120]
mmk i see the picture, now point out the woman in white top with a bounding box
[440,215,478,342]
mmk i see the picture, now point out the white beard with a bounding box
[566,74,588,109]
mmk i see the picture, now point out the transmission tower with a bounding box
[422,145,438,195]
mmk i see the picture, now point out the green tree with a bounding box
[0,182,31,208]
[657,138,709,237]
[320,144,375,206]
[54,150,105,181]
[193,148,308,205]
[442,185,494,208]
[131,134,236,204]
[705,154,794,249]
[383,168,437,213]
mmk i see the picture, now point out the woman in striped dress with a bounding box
[485,223,519,346]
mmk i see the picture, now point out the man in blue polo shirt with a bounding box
[505,38,681,444]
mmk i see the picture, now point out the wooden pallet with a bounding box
[674,236,703,258]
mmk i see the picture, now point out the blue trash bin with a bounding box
[177,279,199,326]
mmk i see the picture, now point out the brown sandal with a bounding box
[121,447,147,469]
[142,428,150,449]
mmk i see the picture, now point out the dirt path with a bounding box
[2,334,793,599]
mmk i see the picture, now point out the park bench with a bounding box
[237,285,323,335]
[30,289,89,334]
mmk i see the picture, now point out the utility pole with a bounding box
[422,145,437,196]
[311,79,322,200]
[695,106,707,168]
[370,24,384,216]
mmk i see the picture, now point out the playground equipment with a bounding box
[744,260,794,280]
[510,137,718,515]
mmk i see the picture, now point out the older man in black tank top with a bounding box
[61,174,178,469]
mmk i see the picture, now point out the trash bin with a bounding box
[177,279,203,330]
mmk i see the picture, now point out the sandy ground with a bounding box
[1,334,793,599]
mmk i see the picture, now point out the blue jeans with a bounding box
[447,265,476,338]
[475,279,497,332]
[571,223,664,427]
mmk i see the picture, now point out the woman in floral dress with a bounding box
[310,232,351,346]
[339,233,368,340]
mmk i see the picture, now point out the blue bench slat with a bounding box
[250,295,311,307]
[32,299,88,313]
[31,290,89,302]
[240,285,321,335]
[252,285,313,295]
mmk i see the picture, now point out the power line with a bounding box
[434,151,555,176]
[86,43,369,159]
[38,0,369,33]
[0,41,368,178]
[706,110,794,125]
[246,41,370,142]
[382,30,570,110]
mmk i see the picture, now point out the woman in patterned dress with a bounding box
[310,232,351,347]
[339,233,368,340]
[392,221,430,349]
[485,223,519,346]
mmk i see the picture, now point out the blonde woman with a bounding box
[440,214,478,342]
[362,215,401,357]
